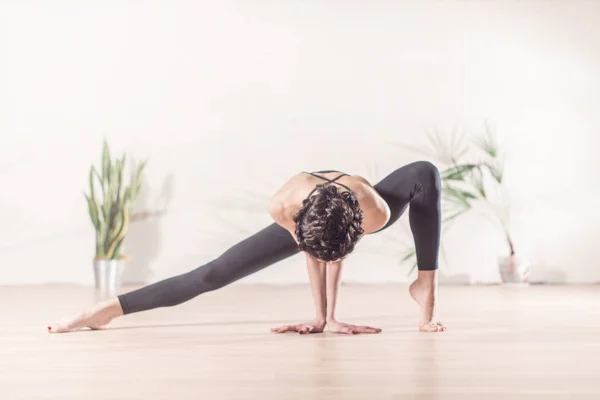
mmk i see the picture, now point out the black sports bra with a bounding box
[302,170,353,198]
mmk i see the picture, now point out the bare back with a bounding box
[268,171,391,241]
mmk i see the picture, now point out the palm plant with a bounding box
[84,140,146,260]
[400,123,513,273]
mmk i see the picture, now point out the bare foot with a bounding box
[48,299,123,333]
[409,271,447,333]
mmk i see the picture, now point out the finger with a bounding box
[299,325,316,334]
[355,325,382,334]
[356,325,381,332]
[272,325,294,333]
[338,326,356,335]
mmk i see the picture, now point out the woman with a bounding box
[48,161,446,334]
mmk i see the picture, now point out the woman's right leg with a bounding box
[49,223,299,332]
[371,161,446,332]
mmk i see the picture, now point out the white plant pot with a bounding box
[498,255,530,284]
[93,259,125,296]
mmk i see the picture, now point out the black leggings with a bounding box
[118,161,441,315]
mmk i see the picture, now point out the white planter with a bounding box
[498,255,530,284]
[93,259,125,296]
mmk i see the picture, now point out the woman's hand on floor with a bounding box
[326,319,382,335]
[271,319,327,334]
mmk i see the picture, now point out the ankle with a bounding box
[414,279,435,289]
[416,270,438,286]
[98,298,124,318]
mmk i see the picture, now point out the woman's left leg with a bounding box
[48,223,300,333]
[371,161,446,332]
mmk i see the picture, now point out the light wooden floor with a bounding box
[2,284,600,399]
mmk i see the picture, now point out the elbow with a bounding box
[362,202,391,233]
[376,203,392,231]
[269,199,289,225]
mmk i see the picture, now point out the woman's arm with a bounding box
[325,260,382,335]
[306,255,327,323]
[270,253,327,334]
[270,178,329,333]
[326,260,343,322]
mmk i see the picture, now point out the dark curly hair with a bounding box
[293,184,364,262]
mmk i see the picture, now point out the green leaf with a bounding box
[441,164,478,181]
[91,166,103,198]
[475,179,486,197]
[484,162,504,184]
[407,262,418,276]
[447,127,470,165]
[111,240,124,260]
[474,124,499,158]
[470,167,486,198]
[113,158,124,215]
[474,137,495,157]
[91,164,108,222]
[101,139,111,183]
[119,155,126,199]
[102,166,116,246]
[129,160,146,203]
[106,206,129,259]
[97,215,107,259]
[400,249,416,263]
[443,185,477,205]
[84,193,100,230]
[88,166,105,237]
[443,209,469,224]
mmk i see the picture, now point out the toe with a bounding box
[49,324,66,333]
[435,321,447,332]
[419,323,441,332]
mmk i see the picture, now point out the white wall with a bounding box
[1,0,599,286]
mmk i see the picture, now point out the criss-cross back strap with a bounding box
[302,171,353,198]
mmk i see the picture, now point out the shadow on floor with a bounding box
[527,264,567,284]
[88,313,403,332]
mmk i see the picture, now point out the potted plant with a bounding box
[84,140,146,295]
[400,123,528,283]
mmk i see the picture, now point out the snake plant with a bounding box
[84,140,146,260]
